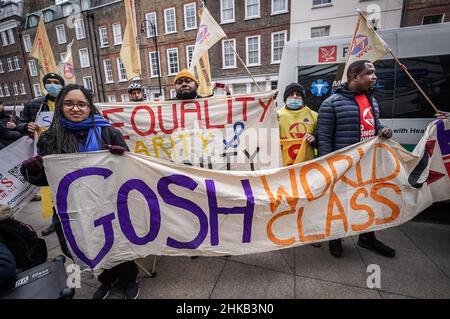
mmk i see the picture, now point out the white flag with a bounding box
[342,12,390,83]
[57,40,76,84]
[189,6,226,73]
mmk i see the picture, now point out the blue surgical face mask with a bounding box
[286,98,303,110]
[45,83,62,97]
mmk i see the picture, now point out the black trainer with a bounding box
[41,223,56,236]
[358,237,396,257]
[92,283,111,299]
[329,239,343,258]
[124,281,139,299]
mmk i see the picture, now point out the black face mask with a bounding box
[176,90,197,100]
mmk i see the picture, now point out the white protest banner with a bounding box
[34,111,54,155]
[43,120,450,274]
[97,91,280,170]
[0,137,39,215]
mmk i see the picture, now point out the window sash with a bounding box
[149,52,160,77]
[104,60,113,82]
[221,0,235,22]
[165,8,177,33]
[167,49,179,75]
[145,12,158,37]
[79,49,90,67]
[246,0,260,18]
[99,27,108,46]
[113,24,122,45]
[75,19,86,39]
[56,25,66,44]
[184,4,197,30]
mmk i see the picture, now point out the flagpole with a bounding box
[224,37,263,93]
[356,9,440,113]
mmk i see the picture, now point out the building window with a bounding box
[60,52,67,63]
[0,86,3,97]
[149,51,160,78]
[107,95,117,102]
[246,35,261,66]
[103,59,114,83]
[145,12,158,37]
[13,56,20,70]
[62,4,73,17]
[81,0,92,11]
[1,29,15,46]
[117,58,127,81]
[112,23,122,45]
[0,60,3,73]
[56,25,66,44]
[29,60,38,76]
[28,16,39,28]
[99,27,109,47]
[75,19,86,40]
[422,14,444,25]
[170,89,177,99]
[272,0,288,14]
[20,82,26,95]
[7,58,13,72]
[23,34,32,52]
[186,45,195,69]
[79,48,90,68]
[167,48,179,75]
[271,31,287,63]
[313,0,332,6]
[12,82,18,95]
[4,84,10,96]
[33,83,42,97]
[184,3,197,30]
[83,76,94,93]
[121,94,130,102]
[222,39,236,69]
[164,8,177,34]
[43,10,54,22]
[245,0,260,19]
[311,25,330,38]
[221,0,235,23]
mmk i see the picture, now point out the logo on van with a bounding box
[351,34,370,55]
[311,80,329,97]
[318,46,337,63]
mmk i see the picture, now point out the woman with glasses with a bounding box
[20,84,139,299]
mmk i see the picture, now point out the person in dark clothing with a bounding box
[174,69,203,100]
[0,239,16,288]
[20,84,139,299]
[317,60,395,259]
[0,102,21,149]
[127,82,145,102]
[17,73,66,236]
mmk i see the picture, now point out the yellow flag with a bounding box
[193,52,213,97]
[30,16,57,93]
[341,12,390,83]
[120,0,141,80]
[189,6,226,74]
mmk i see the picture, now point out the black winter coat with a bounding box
[317,84,385,157]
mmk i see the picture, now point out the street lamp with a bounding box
[139,19,163,99]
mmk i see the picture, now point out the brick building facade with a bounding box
[401,0,450,26]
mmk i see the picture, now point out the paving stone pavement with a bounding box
[16,200,450,299]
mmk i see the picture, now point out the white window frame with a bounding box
[222,39,236,69]
[170,89,177,99]
[246,35,261,67]
[81,0,92,11]
[145,12,158,38]
[184,3,197,31]
[23,34,32,52]
[13,56,20,70]
[164,8,177,34]
[0,60,3,73]
[103,59,114,83]
[4,84,10,96]
[56,24,67,44]
[117,58,127,82]
[186,45,195,69]
[112,23,122,45]
[311,25,330,38]
[99,26,109,47]
[149,51,160,78]
[43,10,54,23]
[271,30,287,64]
[33,83,42,97]
[20,82,26,95]
[7,58,13,72]
[166,48,179,76]
[107,95,117,102]
[62,4,73,17]
[271,0,288,15]
[83,76,94,92]
[312,0,332,8]
[0,86,3,97]
[121,94,130,102]
[245,0,260,20]
[12,82,19,96]
[29,60,38,76]
[79,48,90,68]
[221,0,235,24]
[74,18,86,40]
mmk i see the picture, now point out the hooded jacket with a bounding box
[317,84,384,157]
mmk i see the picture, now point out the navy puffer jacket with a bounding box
[317,84,384,157]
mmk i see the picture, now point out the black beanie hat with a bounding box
[283,83,306,102]
[42,72,65,87]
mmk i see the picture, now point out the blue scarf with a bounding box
[61,114,111,152]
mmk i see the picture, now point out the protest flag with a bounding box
[120,0,141,80]
[57,39,76,84]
